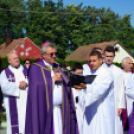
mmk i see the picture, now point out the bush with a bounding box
[0,111,6,121]
[0,56,123,69]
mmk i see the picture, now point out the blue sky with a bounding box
[53,0,134,27]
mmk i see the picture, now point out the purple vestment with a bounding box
[122,70,134,131]
[86,61,92,70]
[25,59,79,134]
[5,66,27,134]
[129,103,134,134]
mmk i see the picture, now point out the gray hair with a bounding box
[41,43,56,54]
[121,57,132,67]
[7,52,18,61]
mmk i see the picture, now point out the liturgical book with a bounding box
[67,74,97,87]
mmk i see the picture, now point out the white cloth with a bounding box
[122,72,131,88]
[72,88,83,134]
[43,60,62,134]
[79,65,115,134]
[122,71,133,120]
[102,63,125,134]
[0,65,28,134]
[126,73,134,119]
[83,64,91,75]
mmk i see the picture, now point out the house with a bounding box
[65,41,134,63]
[0,32,41,59]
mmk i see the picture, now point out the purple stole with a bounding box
[86,61,92,70]
[5,66,27,134]
[129,103,134,134]
[128,70,134,134]
[122,70,134,131]
[25,59,79,134]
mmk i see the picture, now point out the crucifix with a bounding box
[8,75,15,82]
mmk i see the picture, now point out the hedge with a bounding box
[0,111,6,121]
[0,56,122,69]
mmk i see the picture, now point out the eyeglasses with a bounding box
[45,52,57,57]
[25,63,30,64]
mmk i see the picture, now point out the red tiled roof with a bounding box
[0,38,25,57]
[65,41,118,61]
[0,37,42,59]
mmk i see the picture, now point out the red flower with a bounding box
[65,63,68,66]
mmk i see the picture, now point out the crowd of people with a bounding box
[0,42,134,134]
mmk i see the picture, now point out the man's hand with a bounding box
[52,72,62,82]
[19,81,27,89]
[117,108,122,115]
[73,83,87,90]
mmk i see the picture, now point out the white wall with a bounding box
[113,43,134,63]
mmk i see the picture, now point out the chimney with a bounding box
[5,31,12,47]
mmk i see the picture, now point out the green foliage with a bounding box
[0,111,6,121]
[0,0,134,59]
[0,56,124,69]
[56,58,87,67]
[0,56,8,69]
[0,57,37,68]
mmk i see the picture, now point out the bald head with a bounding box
[8,52,20,68]
[122,57,133,72]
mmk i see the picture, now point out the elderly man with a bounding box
[0,52,28,134]
[122,57,133,73]
[25,43,79,134]
[125,74,134,134]
[102,46,125,134]
[122,57,133,133]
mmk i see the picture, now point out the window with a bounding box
[115,47,119,52]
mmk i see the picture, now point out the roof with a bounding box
[65,41,118,61]
[0,37,42,59]
[0,38,25,57]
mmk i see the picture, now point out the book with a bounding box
[67,74,97,87]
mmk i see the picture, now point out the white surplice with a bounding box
[83,64,91,75]
[0,65,28,134]
[126,73,134,118]
[43,60,62,134]
[72,88,83,134]
[78,65,115,134]
[102,63,125,134]
[122,71,133,120]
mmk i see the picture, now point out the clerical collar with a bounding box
[10,64,20,69]
[43,60,53,69]
[91,70,96,74]
[103,63,113,68]
[106,63,113,67]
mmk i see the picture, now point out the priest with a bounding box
[25,43,79,134]
[74,50,115,134]
[121,57,133,133]
[126,74,134,134]
[0,52,28,134]
[102,46,125,134]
